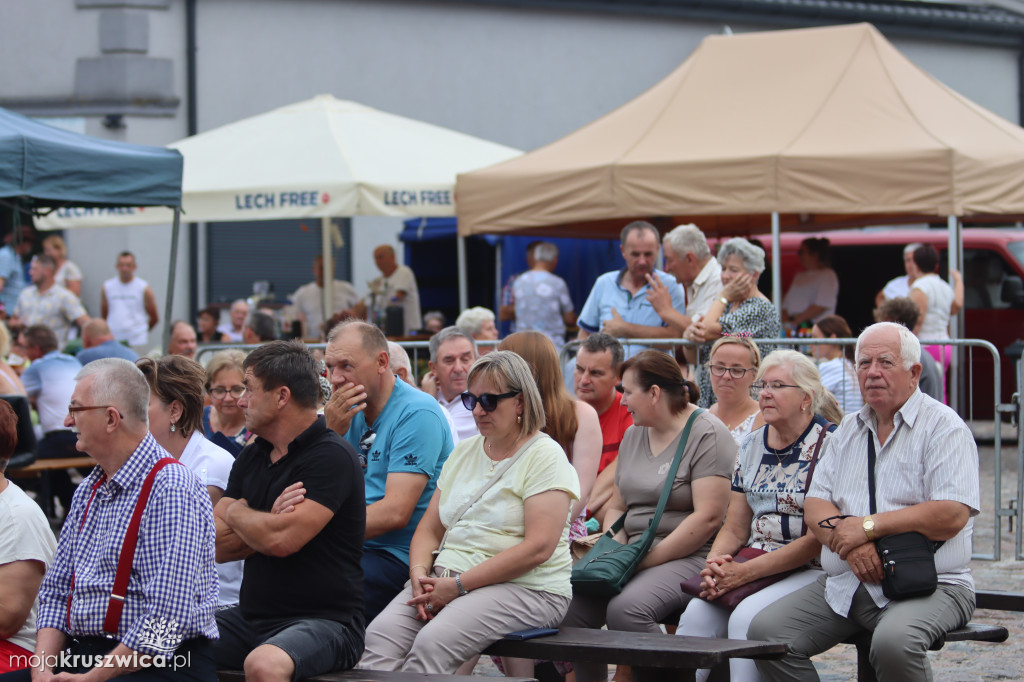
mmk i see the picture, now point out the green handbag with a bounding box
[570,408,704,597]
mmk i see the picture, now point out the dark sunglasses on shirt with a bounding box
[460,390,520,413]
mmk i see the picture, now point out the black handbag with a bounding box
[571,409,703,597]
[867,435,943,600]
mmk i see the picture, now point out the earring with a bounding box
[170,422,177,433]
[517,415,522,424]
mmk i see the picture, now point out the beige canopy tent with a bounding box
[455,22,1024,239]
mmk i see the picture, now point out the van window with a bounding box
[963,249,1015,310]
[1008,240,1024,271]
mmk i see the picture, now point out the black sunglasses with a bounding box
[461,390,520,413]
[817,515,852,530]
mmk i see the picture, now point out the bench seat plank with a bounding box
[218,671,535,682]
[941,622,1008,644]
[8,456,95,475]
[482,626,786,670]
[975,590,1024,613]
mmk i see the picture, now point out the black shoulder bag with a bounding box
[868,433,943,600]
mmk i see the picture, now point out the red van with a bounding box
[731,228,1024,418]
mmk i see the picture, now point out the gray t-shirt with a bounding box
[615,411,736,553]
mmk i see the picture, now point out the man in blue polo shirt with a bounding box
[324,320,453,623]
[577,221,686,358]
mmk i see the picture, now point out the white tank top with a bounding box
[104,276,150,345]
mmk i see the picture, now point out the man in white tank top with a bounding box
[100,251,159,348]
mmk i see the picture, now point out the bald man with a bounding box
[357,245,421,335]
[77,319,138,365]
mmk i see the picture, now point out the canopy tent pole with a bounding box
[947,214,962,413]
[771,212,782,317]
[161,208,182,352]
[495,239,503,314]
[458,236,468,313]
[322,216,334,332]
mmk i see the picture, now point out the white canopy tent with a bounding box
[40,94,522,320]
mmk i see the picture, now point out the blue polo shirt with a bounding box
[343,377,453,563]
[578,268,686,357]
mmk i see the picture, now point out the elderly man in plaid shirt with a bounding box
[1,358,219,682]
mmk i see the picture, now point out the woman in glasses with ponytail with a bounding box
[360,350,580,674]
[707,335,765,444]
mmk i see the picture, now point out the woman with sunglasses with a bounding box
[202,349,250,456]
[561,350,734,682]
[676,350,833,682]
[360,351,579,674]
[707,335,764,444]
[136,355,242,608]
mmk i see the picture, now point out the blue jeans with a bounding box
[362,547,410,625]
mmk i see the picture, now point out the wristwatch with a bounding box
[862,515,876,541]
[455,575,469,597]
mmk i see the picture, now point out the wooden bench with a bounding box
[8,456,95,519]
[482,626,786,682]
[849,622,1007,682]
[218,671,534,682]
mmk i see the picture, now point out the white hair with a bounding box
[387,341,412,380]
[717,238,765,276]
[455,307,496,336]
[855,322,921,371]
[533,242,558,263]
[663,224,711,261]
[75,358,150,426]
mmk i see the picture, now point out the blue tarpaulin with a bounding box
[0,106,183,208]
[401,218,621,329]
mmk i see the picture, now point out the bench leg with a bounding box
[856,639,877,682]
[633,666,695,682]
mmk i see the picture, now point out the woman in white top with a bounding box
[706,335,764,444]
[42,235,83,298]
[136,355,242,607]
[909,244,964,375]
[0,323,25,397]
[809,315,862,416]
[781,237,839,332]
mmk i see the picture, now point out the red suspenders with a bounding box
[66,457,182,636]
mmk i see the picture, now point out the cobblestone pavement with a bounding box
[471,437,1024,681]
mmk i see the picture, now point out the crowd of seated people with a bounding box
[0,221,980,682]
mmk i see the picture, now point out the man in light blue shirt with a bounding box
[0,227,33,316]
[577,221,686,358]
[324,321,453,623]
[19,324,83,513]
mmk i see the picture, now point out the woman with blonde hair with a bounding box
[706,335,764,444]
[202,349,250,456]
[0,323,25,396]
[360,350,579,673]
[41,235,82,298]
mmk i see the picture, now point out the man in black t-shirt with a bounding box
[212,341,366,682]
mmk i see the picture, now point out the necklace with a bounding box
[767,439,799,476]
[485,436,519,472]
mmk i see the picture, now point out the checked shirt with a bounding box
[36,434,219,658]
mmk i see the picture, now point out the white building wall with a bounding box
[2,0,1022,342]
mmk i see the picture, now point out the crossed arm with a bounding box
[214,492,334,561]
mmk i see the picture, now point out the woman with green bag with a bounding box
[562,350,736,682]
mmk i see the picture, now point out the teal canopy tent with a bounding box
[0,105,183,344]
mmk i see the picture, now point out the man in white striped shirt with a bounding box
[749,322,979,681]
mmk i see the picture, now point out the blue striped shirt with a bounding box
[36,434,219,657]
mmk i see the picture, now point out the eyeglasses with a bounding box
[751,381,801,395]
[357,428,376,469]
[461,390,520,413]
[209,386,246,399]
[67,405,125,419]
[817,515,852,530]
[709,365,755,379]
